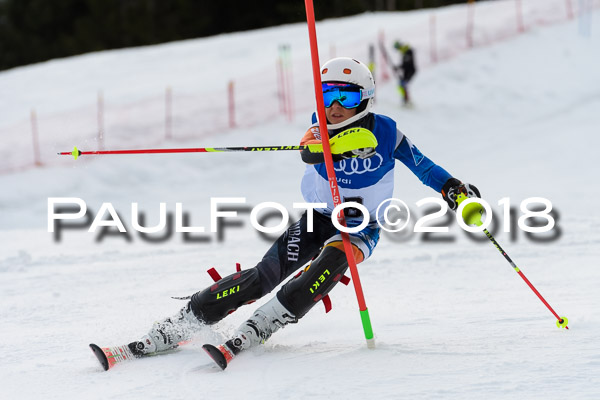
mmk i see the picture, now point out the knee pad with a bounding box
[278,245,349,319]
[190,268,263,324]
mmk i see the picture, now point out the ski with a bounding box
[91,341,235,371]
[89,340,188,371]
[89,343,138,371]
[202,343,235,370]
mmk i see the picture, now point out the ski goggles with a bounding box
[322,82,374,109]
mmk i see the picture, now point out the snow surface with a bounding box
[1,1,600,399]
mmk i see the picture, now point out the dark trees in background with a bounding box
[0,0,468,71]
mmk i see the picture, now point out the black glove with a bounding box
[441,178,481,211]
[332,147,376,162]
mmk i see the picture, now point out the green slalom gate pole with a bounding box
[458,195,569,329]
[304,0,375,348]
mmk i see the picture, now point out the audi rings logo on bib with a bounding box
[334,154,383,175]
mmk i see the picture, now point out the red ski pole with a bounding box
[459,196,569,329]
[482,228,569,329]
[58,128,376,160]
[58,145,306,160]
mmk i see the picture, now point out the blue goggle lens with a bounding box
[322,83,363,109]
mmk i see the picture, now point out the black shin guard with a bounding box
[189,268,263,324]
[277,245,349,319]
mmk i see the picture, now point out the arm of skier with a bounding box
[393,130,480,209]
[299,126,327,164]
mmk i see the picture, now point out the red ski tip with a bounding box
[89,343,136,371]
[89,343,111,371]
[202,344,233,370]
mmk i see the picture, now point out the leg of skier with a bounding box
[128,268,263,357]
[398,76,407,105]
[401,68,415,107]
[205,224,380,369]
[126,210,338,357]
[401,79,410,105]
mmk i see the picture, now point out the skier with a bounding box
[393,41,417,106]
[90,57,480,371]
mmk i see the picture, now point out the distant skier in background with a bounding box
[393,41,416,106]
[90,57,480,371]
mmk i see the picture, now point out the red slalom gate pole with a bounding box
[165,86,172,140]
[228,81,236,128]
[97,91,105,150]
[515,0,525,33]
[565,0,574,20]
[30,109,42,167]
[276,57,286,114]
[466,0,475,48]
[430,13,438,64]
[285,50,294,122]
[304,0,375,348]
[378,30,390,83]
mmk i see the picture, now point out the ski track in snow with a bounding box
[1,3,600,400]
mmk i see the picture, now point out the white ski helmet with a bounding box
[320,57,375,129]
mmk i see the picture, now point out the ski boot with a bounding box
[203,296,297,370]
[90,304,203,371]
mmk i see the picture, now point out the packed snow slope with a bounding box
[1,5,600,400]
